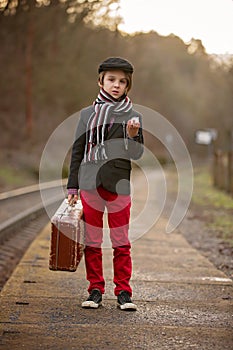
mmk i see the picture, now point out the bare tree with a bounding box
[0,0,120,137]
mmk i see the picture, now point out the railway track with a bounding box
[0,180,67,290]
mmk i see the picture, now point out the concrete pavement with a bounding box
[0,169,232,349]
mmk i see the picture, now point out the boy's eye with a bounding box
[107,77,127,84]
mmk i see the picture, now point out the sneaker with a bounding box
[81,289,102,308]
[117,290,137,311]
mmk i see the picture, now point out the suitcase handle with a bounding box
[65,199,83,219]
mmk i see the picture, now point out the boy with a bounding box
[67,57,144,310]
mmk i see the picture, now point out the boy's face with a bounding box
[99,70,128,99]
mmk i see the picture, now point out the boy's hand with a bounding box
[67,194,79,206]
[127,117,140,138]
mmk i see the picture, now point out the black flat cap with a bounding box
[98,57,134,74]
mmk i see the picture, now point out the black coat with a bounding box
[67,105,144,195]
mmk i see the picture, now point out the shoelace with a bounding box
[119,291,131,303]
[88,290,101,302]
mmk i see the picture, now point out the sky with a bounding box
[117,0,233,55]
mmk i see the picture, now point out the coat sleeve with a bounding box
[67,114,86,190]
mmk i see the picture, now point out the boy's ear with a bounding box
[98,79,103,88]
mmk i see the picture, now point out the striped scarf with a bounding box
[84,88,132,162]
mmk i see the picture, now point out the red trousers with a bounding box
[80,186,132,296]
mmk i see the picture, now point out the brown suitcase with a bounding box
[49,199,85,272]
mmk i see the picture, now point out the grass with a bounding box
[192,167,233,246]
[0,166,37,191]
[192,171,233,209]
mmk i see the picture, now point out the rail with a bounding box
[0,180,67,290]
[0,180,67,244]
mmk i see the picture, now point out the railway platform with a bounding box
[0,170,232,349]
